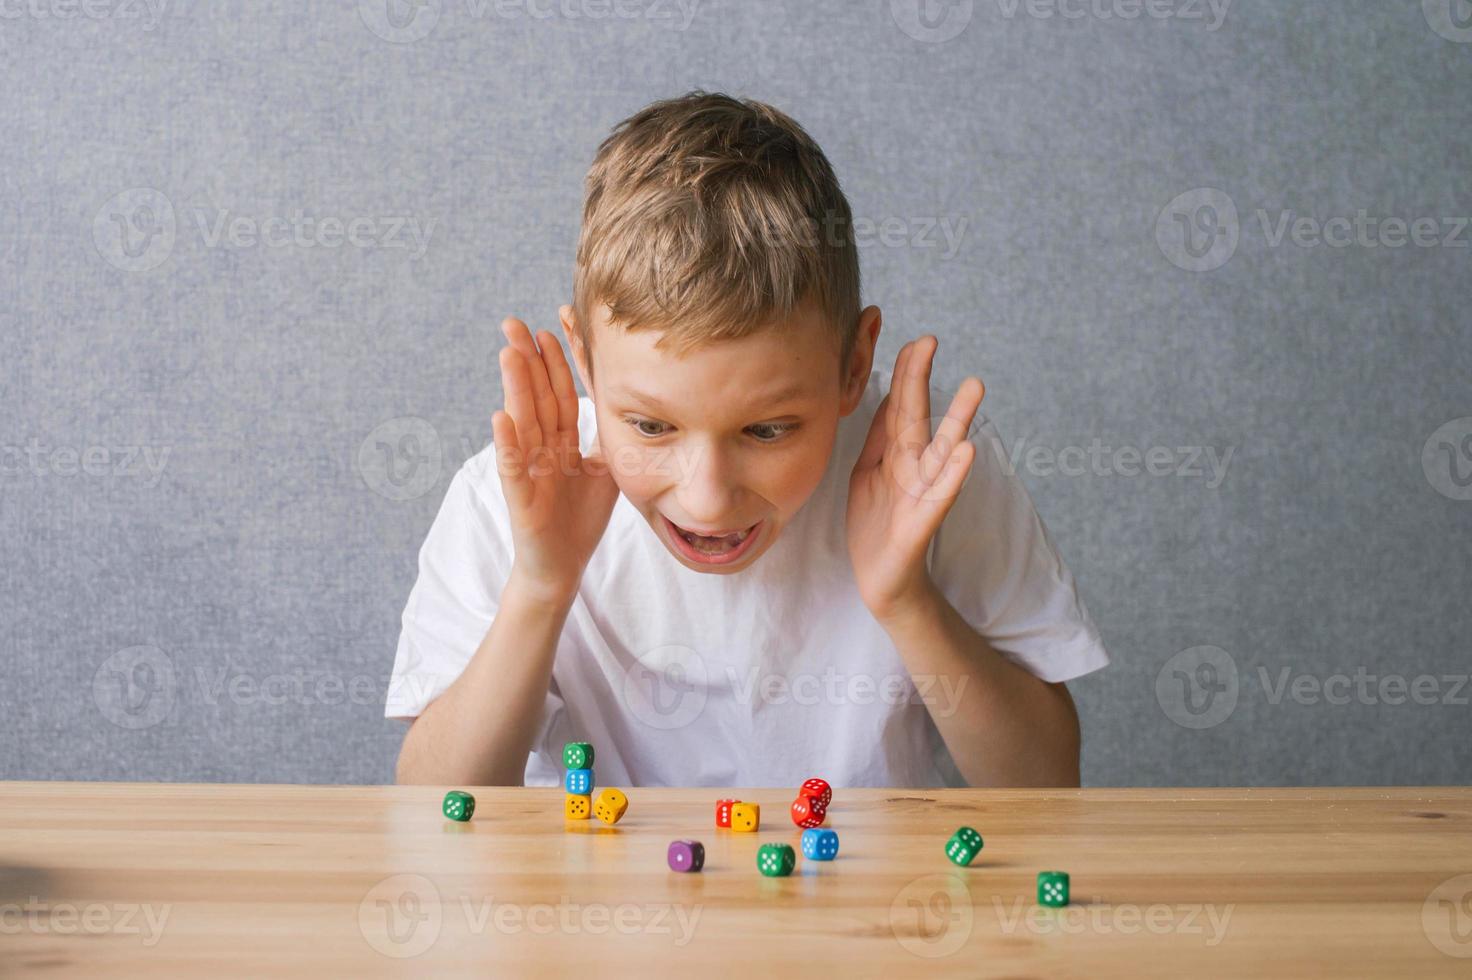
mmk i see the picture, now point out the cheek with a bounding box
[765,434,837,510]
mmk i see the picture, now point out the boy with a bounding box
[387,92,1108,789]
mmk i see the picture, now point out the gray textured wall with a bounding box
[2,0,1469,787]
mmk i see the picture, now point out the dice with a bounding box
[442,790,475,822]
[790,793,827,829]
[800,828,839,861]
[1038,871,1070,907]
[730,802,760,832]
[945,826,984,866]
[800,777,832,809]
[667,839,705,873]
[564,768,594,795]
[593,788,628,825]
[564,794,591,820]
[715,798,740,828]
[563,741,594,770]
[756,842,796,877]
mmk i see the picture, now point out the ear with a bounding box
[839,305,882,416]
[559,304,594,396]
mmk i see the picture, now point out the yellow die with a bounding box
[731,802,760,832]
[593,788,628,825]
[565,793,591,820]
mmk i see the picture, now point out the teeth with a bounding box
[676,524,751,553]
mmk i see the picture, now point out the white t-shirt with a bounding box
[385,367,1109,788]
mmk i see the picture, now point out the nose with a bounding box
[674,442,745,529]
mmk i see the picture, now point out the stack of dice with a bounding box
[792,777,839,867]
[563,741,628,825]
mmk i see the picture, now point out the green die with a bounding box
[563,742,594,770]
[442,790,475,822]
[1038,871,1070,907]
[945,826,984,866]
[756,843,796,877]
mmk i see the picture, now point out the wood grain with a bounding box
[1,783,1470,978]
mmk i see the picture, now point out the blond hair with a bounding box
[572,91,861,386]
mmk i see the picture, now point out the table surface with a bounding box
[2,783,1470,978]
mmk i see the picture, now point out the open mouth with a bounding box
[662,515,762,565]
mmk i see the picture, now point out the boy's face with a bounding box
[564,298,880,574]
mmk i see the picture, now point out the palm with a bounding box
[846,336,984,616]
[493,316,619,595]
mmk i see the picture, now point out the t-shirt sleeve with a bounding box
[926,412,1110,684]
[384,453,567,725]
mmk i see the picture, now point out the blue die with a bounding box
[564,768,594,794]
[801,828,839,861]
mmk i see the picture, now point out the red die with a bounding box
[715,798,739,828]
[801,778,832,809]
[790,793,827,829]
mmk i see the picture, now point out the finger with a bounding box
[926,438,975,506]
[490,409,532,512]
[537,329,580,446]
[502,317,559,448]
[922,376,985,482]
[885,341,913,439]
[500,344,543,453]
[896,336,936,455]
[854,391,891,473]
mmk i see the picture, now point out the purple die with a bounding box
[667,839,705,873]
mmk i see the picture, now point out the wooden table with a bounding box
[2,783,1469,977]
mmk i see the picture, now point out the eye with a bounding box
[622,417,669,438]
[747,422,799,443]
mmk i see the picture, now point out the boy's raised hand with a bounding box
[846,335,985,620]
[492,315,620,605]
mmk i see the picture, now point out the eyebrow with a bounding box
[615,383,811,414]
